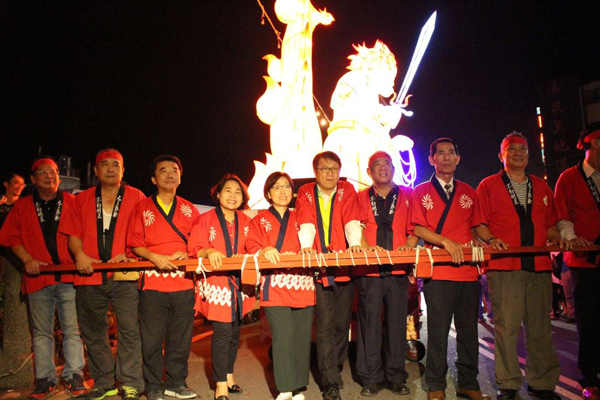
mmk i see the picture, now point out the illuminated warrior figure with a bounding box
[252,0,333,208]
[323,41,415,190]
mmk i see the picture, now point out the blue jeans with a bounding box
[28,283,85,383]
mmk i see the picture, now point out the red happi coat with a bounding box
[554,164,600,268]
[188,208,256,323]
[475,171,559,271]
[409,178,479,281]
[127,195,201,292]
[59,185,146,285]
[295,180,361,286]
[0,192,75,294]
[356,185,413,276]
[246,208,315,308]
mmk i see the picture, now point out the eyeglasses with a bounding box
[35,169,58,176]
[271,184,291,191]
[317,167,340,174]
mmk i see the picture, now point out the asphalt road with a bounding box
[0,299,583,400]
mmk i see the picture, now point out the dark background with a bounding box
[2,1,599,204]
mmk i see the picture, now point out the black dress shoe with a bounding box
[323,385,341,400]
[527,386,561,400]
[360,383,382,397]
[388,382,410,395]
[227,385,243,394]
[497,389,518,399]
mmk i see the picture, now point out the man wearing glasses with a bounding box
[296,151,363,400]
[0,156,87,399]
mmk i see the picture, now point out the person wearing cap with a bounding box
[127,155,200,400]
[554,122,600,400]
[0,156,87,399]
[474,132,571,400]
[60,149,146,400]
[409,138,488,400]
[354,151,417,397]
[295,151,363,400]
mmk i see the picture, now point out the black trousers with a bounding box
[76,278,144,390]
[264,306,314,392]
[211,318,241,382]
[315,281,354,389]
[356,275,409,385]
[571,267,600,387]
[423,280,480,392]
[139,289,195,392]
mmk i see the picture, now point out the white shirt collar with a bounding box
[435,175,454,190]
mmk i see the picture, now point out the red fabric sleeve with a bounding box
[357,190,370,225]
[409,187,428,232]
[340,182,361,225]
[295,185,317,226]
[474,179,492,227]
[58,194,83,239]
[245,215,267,254]
[544,184,560,229]
[126,202,147,250]
[553,173,572,222]
[188,212,211,257]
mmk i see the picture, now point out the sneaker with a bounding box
[64,375,88,398]
[147,389,166,400]
[292,393,305,400]
[86,386,118,400]
[164,386,197,399]
[29,379,58,400]
[121,386,139,400]
[275,393,293,400]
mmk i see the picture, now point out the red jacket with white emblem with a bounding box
[475,172,559,271]
[0,193,75,294]
[246,208,315,308]
[127,195,200,292]
[409,179,479,281]
[188,208,256,322]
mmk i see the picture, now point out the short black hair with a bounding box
[150,154,183,177]
[312,151,342,170]
[3,172,25,184]
[263,172,294,205]
[430,138,459,157]
[578,121,600,151]
[210,174,249,210]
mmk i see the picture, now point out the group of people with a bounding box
[0,124,598,400]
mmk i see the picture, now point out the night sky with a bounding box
[2,1,599,205]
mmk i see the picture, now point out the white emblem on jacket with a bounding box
[143,210,155,226]
[180,204,193,217]
[421,194,434,210]
[260,217,272,232]
[459,194,473,209]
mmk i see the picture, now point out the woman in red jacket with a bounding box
[188,174,255,400]
[246,172,315,400]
